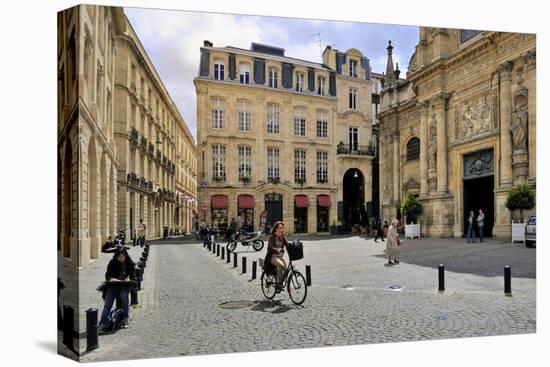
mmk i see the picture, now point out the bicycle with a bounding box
[260,240,307,305]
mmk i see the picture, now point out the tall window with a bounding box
[348,126,359,151]
[211,97,225,129]
[267,103,280,134]
[317,76,326,95]
[294,149,306,183]
[268,67,278,88]
[214,60,225,80]
[317,151,328,183]
[294,108,306,136]
[296,72,305,92]
[349,59,358,77]
[239,63,250,84]
[316,110,328,138]
[238,146,252,180]
[406,137,420,161]
[267,148,280,181]
[238,99,252,131]
[349,88,357,109]
[212,145,226,181]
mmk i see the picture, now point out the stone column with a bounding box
[418,101,430,196]
[392,127,400,202]
[497,61,514,187]
[433,92,449,193]
[523,50,536,182]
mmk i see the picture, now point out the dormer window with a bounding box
[296,72,305,92]
[268,67,279,88]
[317,76,326,95]
[214,60,225,80]
[239,63,250,84]
[349,59,358,77]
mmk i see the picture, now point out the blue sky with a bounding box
[125,7,419,140]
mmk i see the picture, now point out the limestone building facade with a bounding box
[378,29,536,240]
[58,5,197,268]
[194,42,375,234]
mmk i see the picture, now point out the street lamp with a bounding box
[354,170,358,178]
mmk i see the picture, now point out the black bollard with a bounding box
[242,256,247,274]
[504,265,512,296]
[140,257,146,268]
[85,307,99,352]
[221,247,225,260]
[233,252,238,268]
[252,260,257,279]
[217,243,220,257]
[62,305,75,351]
[438,264,445,292]
[137,264,144,281]
[305,265,312,286]
[227,250,231,263]
[130,286,139,305]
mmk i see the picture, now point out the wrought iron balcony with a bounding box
[148,143,155,156]
[268,176,280,184]
[156,150,162,161]
[212,175,226,182]
[126,172,138,186]
[336,143,376,157]
[140,135,148,148]
[140,177,148,190]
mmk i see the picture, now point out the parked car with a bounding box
[525,215,536,248]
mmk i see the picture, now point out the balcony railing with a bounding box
[337,143,376,157]
[156,150,162,161]
[140,135,148,148]
[212,175,226,182]
[268,176,280,184]
[126,172,138,186]
[147,143,155,156]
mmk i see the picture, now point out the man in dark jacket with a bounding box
[374,218,385,242]
[98,248,135,333]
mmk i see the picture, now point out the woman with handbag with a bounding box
[263,221,288,292]
[385,218,400,265]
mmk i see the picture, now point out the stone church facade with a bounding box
[378,28,536,240]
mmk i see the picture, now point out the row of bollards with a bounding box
[205,239,312,285]
[62,242,152,354]
[437,263,512,296]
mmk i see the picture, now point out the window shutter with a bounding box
[282,63,293,89]
[329,72,336,96]
[228,53,236,80]
[199,50,210,77]
[254,58,265,85]
[307,67,315,92]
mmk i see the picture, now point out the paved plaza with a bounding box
[80,235,536,362]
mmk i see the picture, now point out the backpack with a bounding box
[106,308,125,331]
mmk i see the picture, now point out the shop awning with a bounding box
[294,195,309,208]
[238,195,255,209]
[211,195,228,209]
[317,195,332,207]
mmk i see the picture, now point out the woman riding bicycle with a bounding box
[264,221,288,292]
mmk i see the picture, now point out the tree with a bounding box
[505,184,535,222]
[400,193,422,224]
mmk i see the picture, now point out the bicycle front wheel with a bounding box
[287,271,307,305]
[261,271,276,300]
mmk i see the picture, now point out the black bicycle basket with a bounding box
[287,240,304,261]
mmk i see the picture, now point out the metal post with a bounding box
[252,260,257,279]
[85,307,99,352]
[242,256,247,274]
[504,265,512,296]
[62,305,74,351]
[217,243,220,257]
[140,257,146,268]
[221,247,225,260]
[438,264,445,292]
[130,286,139,305]
[227,250,231,263]
[233,252,238,268]
[305,265,312,286]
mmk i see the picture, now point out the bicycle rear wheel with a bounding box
[287,271,307,305]
[261,271,276,300]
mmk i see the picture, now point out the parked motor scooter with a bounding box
[226,230,264,252]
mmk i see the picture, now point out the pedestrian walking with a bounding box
[137,218,146,247]
[236,215,243,232]
[467,210,475,243]
[374,217,385,242]
[477,209,485,242]
[385,219,400,265]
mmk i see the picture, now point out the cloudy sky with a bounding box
[124,7,419,140]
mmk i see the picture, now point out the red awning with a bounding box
[211,195,228,209]
[294,195,309,208]
[317,195,331,207]
[238,195,255,209]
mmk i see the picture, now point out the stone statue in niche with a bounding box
[462,104,474,137]
[511,109,528,153]
[428,124,437,170]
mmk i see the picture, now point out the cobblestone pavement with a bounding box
[81,236,536,362]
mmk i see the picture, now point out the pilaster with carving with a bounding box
[433,92,450,193]
[497,60,514,187]
[417,101,430,196]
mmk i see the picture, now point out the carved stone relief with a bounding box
[497,34,535,56]
[383,135,391,200]
[461,93,492,139]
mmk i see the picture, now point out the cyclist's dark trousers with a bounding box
[270,256,287,286]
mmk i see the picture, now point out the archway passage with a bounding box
[463,175,494,238]
[342,168,365,231]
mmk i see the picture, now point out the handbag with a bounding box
[397,237,401,246]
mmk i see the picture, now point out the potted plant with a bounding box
[400,193,422,239]
[505,184,535,222]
